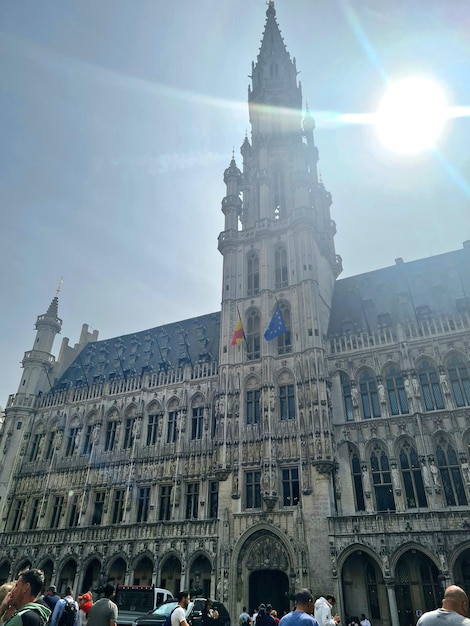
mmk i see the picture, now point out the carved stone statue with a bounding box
[421,461,432,488]
[377,382,386,405]
[362,466,371,493]
[430,460,440,486]
[439,372,450,395]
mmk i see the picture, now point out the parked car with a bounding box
[132,598,230,626]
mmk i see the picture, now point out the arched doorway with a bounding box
[15,561,32,577]
[189,555,212,599]
[454,548,470,595]
[0,562,10,584]
[161,555,182,597]
[395,551,440,626]
[57,559,77,594]
[82,559,101,594]
[39,559,54,589]
[133,557,153,586]
[237,529,292,617]
[108,558,127,586]
[341,550,385,624]
[249,570,289,615]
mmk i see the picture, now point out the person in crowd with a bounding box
[201,600,219,626]
[314,596,340,626]
[416,586,470,626]
[50,586,79,626]
[4,569,51,626]
[0,583,15,624]
[78,593,93,626]
[171,591,191,626]
[279,589,318,626]
[43,588,60,613]
[255,605,275,626]
[87,585,118,626]
[359,615,370,626]
[270,610,280,625]
[239,607,251,626]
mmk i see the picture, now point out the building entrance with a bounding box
[249,570,289,616]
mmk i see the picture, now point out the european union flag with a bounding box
[264,304,286,341]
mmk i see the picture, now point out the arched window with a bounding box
[105,410,119,451]
[351,451,365,511]
[277,302,292,355]
[274,247,288,289]
[399,441,427,508]
[435,438,467,506]
[340,372,354,421]
[447,355,470,407]
[418,360,444,410]
[384,365,409,415]
[370,445,395,511]
[247,253,260,296]
[191,396,204,440]
[246,309,260,361]
[359,371,381,418]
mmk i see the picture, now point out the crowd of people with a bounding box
[0,570,118,626]
[0,569,469,626]
[238,584,470,626]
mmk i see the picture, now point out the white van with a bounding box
[116,585,173,626]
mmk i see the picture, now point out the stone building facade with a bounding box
[1,4,470,626]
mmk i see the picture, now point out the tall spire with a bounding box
[249,1,301,110]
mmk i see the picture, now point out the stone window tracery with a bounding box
[246,309,260,361]
[435,438,467,506]
[274,246,288,289]
[399,441,427,508]
[340,372,354,421]
[370,445,395,512]
[247,253,260,297]
[359,370,381,418]
[447,355,470,407]
[384,365,409,415]
[418,360,444,410]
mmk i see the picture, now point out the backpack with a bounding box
[58,599,77,626]
[163,608,177,626]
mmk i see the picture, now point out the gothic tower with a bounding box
[0,296,62,522]
[218,1,343,601]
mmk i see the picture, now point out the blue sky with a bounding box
[1,0,470,406]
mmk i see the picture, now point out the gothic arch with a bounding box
[276,367,295,385]
[232,523,296,574]
[69,413,81,427]
[187,550,213,572]
[245,374,261,389]
[159,551,183,571]
[231,525,296,618]
[191,393,205,407]
[84,410,98,423]
[336,541,381,573]
[0,560,10,584]
[108,556,127,585]
[130,554,153,586]
[390,541,439,576]
[167,396,180,410]
[124,403,138,418]
[146,400,161,413]
[13,559,32,577]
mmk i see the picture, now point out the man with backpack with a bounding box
[50,588,78,626]
[170,592,190,626]
[5,569,51,626]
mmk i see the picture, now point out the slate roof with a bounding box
[327,246,470,337]
[53,311,221,391]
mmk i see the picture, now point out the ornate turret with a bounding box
[17,295,62,397]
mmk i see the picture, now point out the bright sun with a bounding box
[375,77,448,154]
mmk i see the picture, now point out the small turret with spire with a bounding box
[17,294,63,398]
